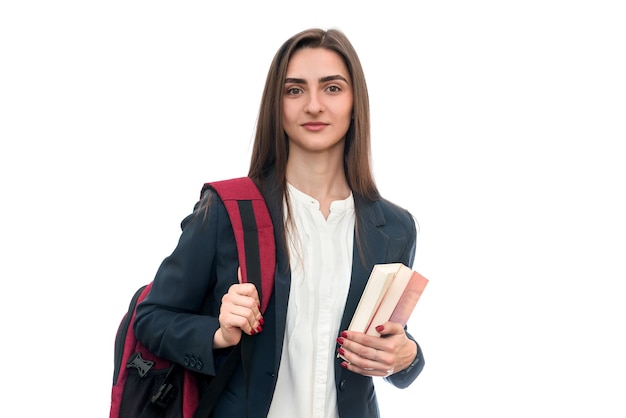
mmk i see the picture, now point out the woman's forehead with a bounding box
[286,48,350,80]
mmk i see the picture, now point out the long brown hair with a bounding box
[248,28,379,202]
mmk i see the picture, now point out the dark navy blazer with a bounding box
[135,178,425,418]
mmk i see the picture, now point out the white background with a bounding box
[1,1,625,417]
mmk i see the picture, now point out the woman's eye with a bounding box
[327,85,340,93]
[286,87,303,95]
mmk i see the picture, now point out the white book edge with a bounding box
[365,264,414,336]
[347,263,403,333]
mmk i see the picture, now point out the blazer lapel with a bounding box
[339,195,390,333]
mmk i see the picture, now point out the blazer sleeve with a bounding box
[133,190,240,376]
[383,203,426,388]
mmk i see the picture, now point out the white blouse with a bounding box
[267,183,355,418]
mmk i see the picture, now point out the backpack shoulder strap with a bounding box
[202,177,275,313]
[193,177,275,418]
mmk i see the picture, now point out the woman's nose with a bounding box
[304,91,324,114]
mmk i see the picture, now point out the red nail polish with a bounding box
[340,362,348,369]
[336,337,344,345]
[259,317,265,326]
[375,325,384,332]
[341,331,348,338]
[256,325,263,333]
[338,348,346,356]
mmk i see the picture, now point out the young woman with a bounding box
[134,28,425,418]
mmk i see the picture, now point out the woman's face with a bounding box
[282,47,353,155]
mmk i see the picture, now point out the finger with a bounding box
[230,277,263,323]
[338,348,377,368]
[340,358,394,377]
[220,297,264,334]
[337,337,394,377]
[337,343,388,366]
[235,269,261,312]
[340,350,392,377]
[222,284,263,332]
[221,305,260,333]
[338,329,388,350]
[337,331,386,359]
[369,321,404,337]
[227,282,260,303]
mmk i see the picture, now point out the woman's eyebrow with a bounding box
[284,75,349,84]
[320,75,348,83]
[284,77,306,84]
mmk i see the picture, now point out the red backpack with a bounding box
[110,177,275,418]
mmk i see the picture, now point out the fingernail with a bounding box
[336,337,344,345]
[375,325,384,332]
[259,317,265,326]
[256,325,263,333]
[338,348,346,356]
[340,362,348,369]
[341,331,348,338]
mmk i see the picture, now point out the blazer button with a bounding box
[196,359,203,370]
[339,380,346,391]
[184,355,190,366]
[190,357,196,368]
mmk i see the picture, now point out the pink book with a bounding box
[388,270,429,327]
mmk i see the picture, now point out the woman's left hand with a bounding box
[336,322,417,377]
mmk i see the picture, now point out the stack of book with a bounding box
[348,263,429,336]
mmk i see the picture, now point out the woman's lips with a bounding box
[302,122,328,131]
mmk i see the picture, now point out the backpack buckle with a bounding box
[126,352,154,377]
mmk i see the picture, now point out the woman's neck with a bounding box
[286,152,351,218]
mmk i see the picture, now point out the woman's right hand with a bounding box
[213,268,264,349]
